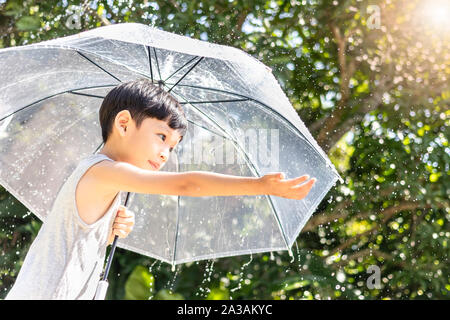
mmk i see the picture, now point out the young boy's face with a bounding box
[117,112,183,171]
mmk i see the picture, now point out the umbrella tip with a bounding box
[288,248,294,262]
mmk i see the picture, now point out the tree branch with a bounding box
[302,199,353,232]
[324,200,446,258]
[316,63,397,152]
[236,9,249,32]
[333,248,406,268]
[315,22,357,153]
[308,115,329,136]
[83,2,111,26]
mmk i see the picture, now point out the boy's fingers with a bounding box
[117,207,134,218]
[114,216,135,225]
[113,228,128,238]
[116,208,125,217]
[292,177,317,192]
[287,174,310,185]
[267,172,285,180]
[113,223,133,233]
[303,177,316,186]
[110,205,135,240]
[113,222,130,228]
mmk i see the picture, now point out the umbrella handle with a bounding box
[94,280,109,300]
[102,235,119,281]
[95,191,131,300]
[93,235,118,300]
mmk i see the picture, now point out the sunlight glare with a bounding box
[421,0,450,28]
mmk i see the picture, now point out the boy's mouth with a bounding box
[148,160,160,170]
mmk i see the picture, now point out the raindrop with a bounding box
[167,265,181,294]
[230,254,253,293]
[147,260,161,300]
[289,249,295,263]
[294,241,303,272]
[195,259,215,298]
[148,259,159,274]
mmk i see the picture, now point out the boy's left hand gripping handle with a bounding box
[94,280,109,300]
[95,192,131,300]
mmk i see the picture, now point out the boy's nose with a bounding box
[160,150,168,162]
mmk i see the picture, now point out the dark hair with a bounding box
[99,78,188,144]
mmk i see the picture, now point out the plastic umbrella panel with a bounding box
[0,23,342,265]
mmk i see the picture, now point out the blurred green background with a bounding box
[0,0,449,300]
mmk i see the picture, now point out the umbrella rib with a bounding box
[69,91,105,99]
[169,88,259,176]
[68,54,317,173]
[180,98,248,105]
[152,47,162,81]
[76,51,122,83]
[186,119,228,140]
[163,55,199,83]
[94,142,104,154]
[165,86,292,253]
[0,84,117,123]
[64,96,248,138]
[146,45,154,82]
[172,151,181,267]
[167,57,204,93]
[169,83,307,138]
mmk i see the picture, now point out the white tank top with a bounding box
[6,153,122,300]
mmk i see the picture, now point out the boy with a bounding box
[6,79,316,300]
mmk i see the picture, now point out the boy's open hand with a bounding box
[261,172,316,200]
[107,205,135,245]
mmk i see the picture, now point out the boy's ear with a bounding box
[115,110,133,136]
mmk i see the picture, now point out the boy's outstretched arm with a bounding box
[183,171,316,200]
[92,160,316,200]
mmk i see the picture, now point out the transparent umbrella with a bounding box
[0,23,343,297]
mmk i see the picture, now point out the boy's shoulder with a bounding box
[80,155,119,195]
[75,157,120,225]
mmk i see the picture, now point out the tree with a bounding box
[1,0,448,300]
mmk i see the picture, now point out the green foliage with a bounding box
[154,289,184,300]
[124,265,154,300]
[206,287,229,300]
[0,185,42,295]
[15,16,40,31]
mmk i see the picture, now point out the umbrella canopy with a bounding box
[0,23,343,266]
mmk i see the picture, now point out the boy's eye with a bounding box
[158,134,175,152]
